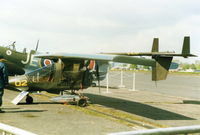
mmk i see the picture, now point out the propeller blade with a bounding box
[35,40,39,51]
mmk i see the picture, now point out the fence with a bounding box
[0,123,37,135]
[100,70,137,92]
[108,125,200,135]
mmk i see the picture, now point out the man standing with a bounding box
[0,57,8,113]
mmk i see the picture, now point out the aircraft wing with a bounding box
[35,53,156,67]
[35,36,194,81]
[35,53,169,81]
[3,60,25,75]
[35,53,114,61]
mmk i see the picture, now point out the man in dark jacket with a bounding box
[0,57,8,113]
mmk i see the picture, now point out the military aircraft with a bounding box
[0,36,195,106]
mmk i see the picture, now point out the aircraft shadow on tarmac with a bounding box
[182,100,200,105]
[1,107,21,110]
[85,93,195,120]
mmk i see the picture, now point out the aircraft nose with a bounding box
[9,75,28,87]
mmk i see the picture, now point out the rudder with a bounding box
[151,38,159,52]
[182,36,190,58]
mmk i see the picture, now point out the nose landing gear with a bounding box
[26,95,33,104]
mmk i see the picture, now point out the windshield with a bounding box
[25,64,54,83]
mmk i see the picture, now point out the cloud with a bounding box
[0,0,199,62]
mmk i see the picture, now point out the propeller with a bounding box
[35,40,39,51]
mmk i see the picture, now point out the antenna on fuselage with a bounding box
[12,41,16,51]
[35,40,39,52]
[6,41,16,50]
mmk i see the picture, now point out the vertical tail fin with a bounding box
[182,36,190,58]
[151,38,159,52]
[151,37,173,81]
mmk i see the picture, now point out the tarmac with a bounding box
[0,72,200,135]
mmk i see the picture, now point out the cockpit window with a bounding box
[25,64,54,82]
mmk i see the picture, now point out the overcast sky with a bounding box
[0,0,199,63]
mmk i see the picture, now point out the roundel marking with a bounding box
[6,50,12,55]
[43,59,52,66]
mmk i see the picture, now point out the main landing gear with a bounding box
[72,90,88,107]
[26,95,33,104]
[77,96,88,107]
[23,91,88,106]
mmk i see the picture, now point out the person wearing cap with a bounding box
[0,56,8,113]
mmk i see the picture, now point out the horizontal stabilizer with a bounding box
[101,36,196,57]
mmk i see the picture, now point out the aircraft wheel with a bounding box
[26,95,33,104]
[78,98,87,107]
